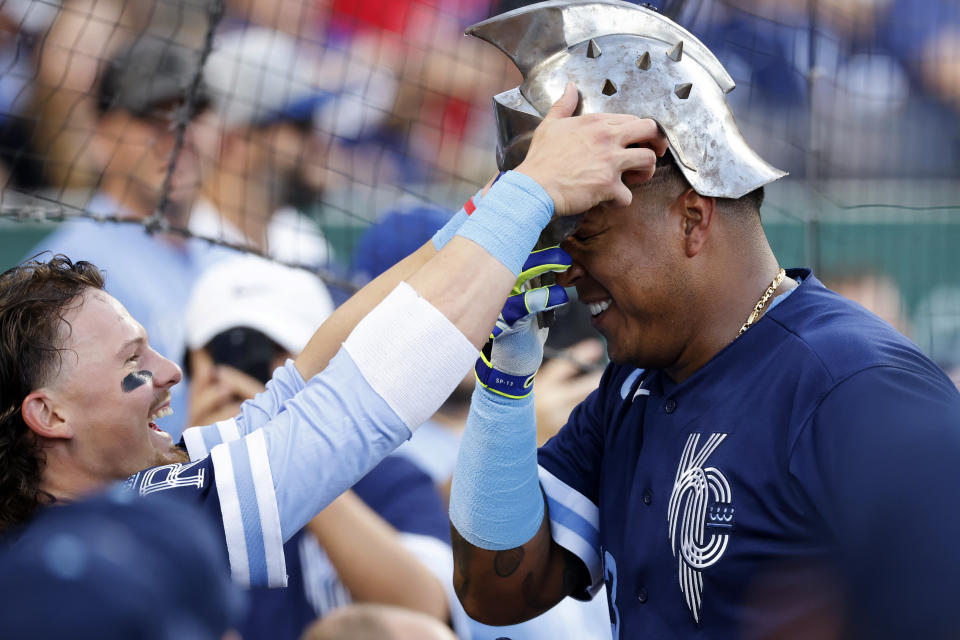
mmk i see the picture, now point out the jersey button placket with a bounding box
[642,491,652,505]
[665,398,677,414]
[637,587,648,603]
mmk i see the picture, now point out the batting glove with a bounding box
[475,246,572,399]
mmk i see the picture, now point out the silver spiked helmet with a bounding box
[467,0,786,199]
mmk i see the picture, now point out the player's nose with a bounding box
[152,352,183,389]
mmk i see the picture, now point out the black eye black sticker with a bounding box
[121,370,153,393]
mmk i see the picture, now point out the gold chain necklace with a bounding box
[737,268,786,337]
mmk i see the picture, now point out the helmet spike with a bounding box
[467,1,786,198]
[636,51,652,70]
[667,41,684,62]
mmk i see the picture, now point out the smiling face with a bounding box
[558,177,697,369]
[45,288,187,485]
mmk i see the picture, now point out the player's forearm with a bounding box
[295,241,435,380]
[451,511,583,625]
[405,237,515,349]
[448,384,583,623]
[404,171,555,348]
[307,491,448,621]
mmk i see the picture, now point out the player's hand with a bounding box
[476,247,572,399]
[188,361,266,426]
[515,82,668,216]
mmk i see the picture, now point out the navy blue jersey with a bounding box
[238,455,450,640]
[538,270,960,639]
[122,429,287,589]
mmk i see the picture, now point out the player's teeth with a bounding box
[149,406,174,422]
[589,300,612,317]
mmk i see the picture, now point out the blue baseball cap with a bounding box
[0,489,245,639]
[351,205,453,283]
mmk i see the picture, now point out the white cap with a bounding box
[204,27,327,127]
[203,26,397,139]
[185,255,335,356]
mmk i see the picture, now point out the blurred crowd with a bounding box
[0,0,958,637]
[688,0,960,179]
[0,0,957,200]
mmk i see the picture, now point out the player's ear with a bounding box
[676,188,715,258]
[21,390,73,440]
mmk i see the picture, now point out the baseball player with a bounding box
[449,2,960,639]
[0,84,667,595]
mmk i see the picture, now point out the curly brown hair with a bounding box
[0,254,105,531]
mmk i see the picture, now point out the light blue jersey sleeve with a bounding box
[261,349,413,539]
[194,347,413,588]
[182,359,306,459]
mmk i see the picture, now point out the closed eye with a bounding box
[572,230,603,243]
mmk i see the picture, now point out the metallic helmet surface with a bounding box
[467,0,787,199]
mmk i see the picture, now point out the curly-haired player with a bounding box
[0,85,668,594]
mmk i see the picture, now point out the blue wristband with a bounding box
[454,171,554,276]
[431,189,483,251]
[449,383,545,550]
[475,353,535,399]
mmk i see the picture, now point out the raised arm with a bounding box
[449,93,668,623]
[196,85,665,588]
[294,83,664,375]
[293,241,438,380]
[448,251,594,624]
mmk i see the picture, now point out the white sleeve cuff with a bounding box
[210,429,287,588]
[343,281,478,431]
[183,418,241,461]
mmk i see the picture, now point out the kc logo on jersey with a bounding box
[667,433,734,623]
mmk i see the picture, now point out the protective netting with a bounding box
[0,0,958,369]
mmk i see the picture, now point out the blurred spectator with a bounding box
[29,0,134,192]
[24,37,232,440]
[822,268,911,337]
[0,488,244,639]
[914,286,960,389]
[0,0,60,192]
[534,337,605,446]
[28,0,213,193]
[321,0,515,190]
[349,202,613,640]
[225,0,328,39]
[875,0,960,110]
[691,0,960,178]
[184,254,456,639]
[302,603,457,640]
[350,203,450,284]
[194,27,344,267]
[184,255,336,422]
